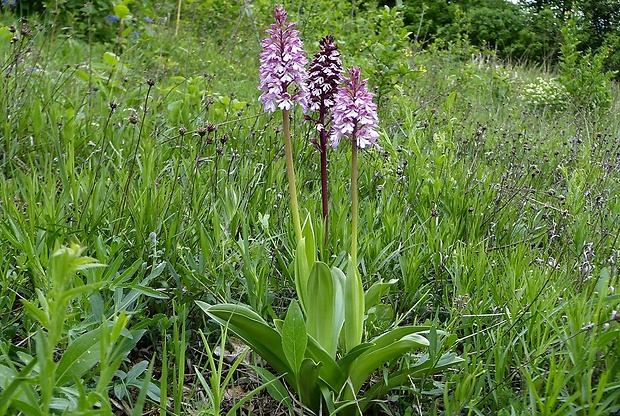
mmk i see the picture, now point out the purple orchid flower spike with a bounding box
[306,35,343,243]
[330,67,379,266]
[308,35,343,133]
[258,5,309,113]
[330,67,379,149]
[258,5,309,242]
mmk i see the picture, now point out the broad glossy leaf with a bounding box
[369,325,431,351]
[298,358,323,413]
[331,266,346,355]
[337,342,374,374]
[306,262,335,356]
[305,336,342,391]
[294,238,310,313]
[347,333,430,394]
[96,329,146,392]
[301,216,316,268]
[196,302,294,385]
[364,279,398,312]
[282,300,307,375]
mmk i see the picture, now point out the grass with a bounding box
[1,2,619,415]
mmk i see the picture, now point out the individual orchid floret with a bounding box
[258,5,309,113]
[307,35,343,132]
[330,67,379,149]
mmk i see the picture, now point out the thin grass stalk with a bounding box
[117,80,153,234]
[175,0,182,38]
[159,330,168,416]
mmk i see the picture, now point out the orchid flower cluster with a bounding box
[258,4,379,249]
[200,6,462,415]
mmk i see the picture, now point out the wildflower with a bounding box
[307,35,343,129]
[144,17,153,24]
[306,35,343,242]
[2,0,16,6]
[331,67,379,149]
[258,5,308,113]
[106,14,120,23]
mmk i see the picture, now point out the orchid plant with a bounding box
[198,5,462,415]
[306,35,343,242]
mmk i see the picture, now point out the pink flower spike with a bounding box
[258,5,309,113]
[330,67,379,149]
[307,35,343,117]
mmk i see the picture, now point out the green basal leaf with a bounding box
[298,358,323,413]
[294,237,310,314]
[336,342,374,374]
[331,266,346,356]
[305,336,342,391]
[295,216,318,315]
[282,300,307,376]
[306,262,335,356]
[347,333,430,395]
[196,302,294,386]
[344,256,364,352]
[368,326,431,351]
[364,279,398,312]
[301,215,316,268]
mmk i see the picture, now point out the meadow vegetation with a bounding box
[0,0,619,415]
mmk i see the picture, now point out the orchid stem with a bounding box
[283,109,303,243]
[320,129,329,245]
[351,139,358,266]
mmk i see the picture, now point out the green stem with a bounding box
[351,139,358,266]
[282,109,302,243]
